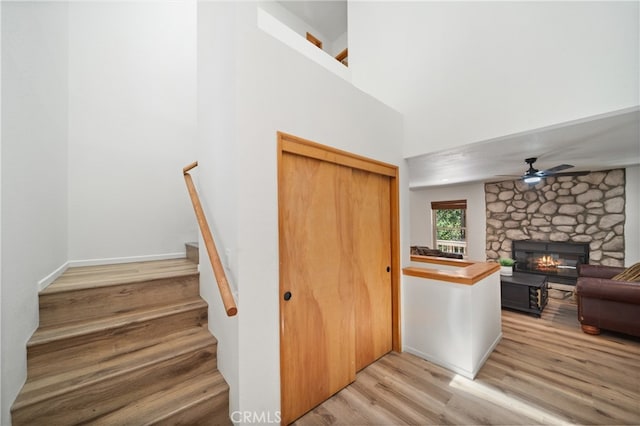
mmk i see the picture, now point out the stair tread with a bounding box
[30,298,208,346]
[42,258,198,294]
[90,370,228,425]
[13,327,217,409]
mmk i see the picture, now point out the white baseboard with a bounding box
[68,252,186,268]
[38,261,70,291]
[475,332,503,376]
[403,332,503,380]
[403,346,477,380]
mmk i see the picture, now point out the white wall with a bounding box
[0,0,4,416]
[257,7,350,83]
[198,2,405,421]
[258,1,345,57]
[349,1,639,158]
[410,182,487,261]
[625,165,640,265]
[330,31,348,58]
[67,1,198,263]
[1,2,201,422]
[1,3,68,423]
[403,272,501,379]
[197,1,240,416]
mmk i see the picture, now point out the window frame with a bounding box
[431,200,468,257]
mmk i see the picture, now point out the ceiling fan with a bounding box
[519,157,589,184]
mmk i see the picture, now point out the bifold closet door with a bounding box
[279,152,356,426]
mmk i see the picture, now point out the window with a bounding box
[431,200,467,257]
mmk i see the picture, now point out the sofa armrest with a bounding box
[578,264,626,279]
[576,278,640,304]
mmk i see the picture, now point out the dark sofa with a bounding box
[576,264,640,337]
[410,246,463,259]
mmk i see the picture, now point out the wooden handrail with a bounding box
[306,32,323,49]
[183,162,237,317]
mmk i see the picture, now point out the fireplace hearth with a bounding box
[512,241,589,285]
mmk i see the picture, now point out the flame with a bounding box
[536,255,559,271]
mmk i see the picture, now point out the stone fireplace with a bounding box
[485,169,626,270]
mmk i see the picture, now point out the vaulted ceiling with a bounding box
[276,1,639,188]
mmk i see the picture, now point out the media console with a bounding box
[500,272,548,317]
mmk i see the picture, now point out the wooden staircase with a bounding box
[11,258,230,425]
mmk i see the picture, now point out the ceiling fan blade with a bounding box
[500,157,591,182]
[552,170,590,177]
[540,164,573,175]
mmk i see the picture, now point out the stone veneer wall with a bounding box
[485,169,625,267]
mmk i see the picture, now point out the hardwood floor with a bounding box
[294,295,640,425]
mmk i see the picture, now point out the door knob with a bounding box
[284,291,292,301]
[386,266,391,272]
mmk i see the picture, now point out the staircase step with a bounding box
[47,259,198,292]
[12,328,217,425]
[90,371,230,425]
[27,299,209,379]
[39,259,199,327]
[12,258,229,425]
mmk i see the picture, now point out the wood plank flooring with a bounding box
[294,295,640,425]
[44,258,197,292]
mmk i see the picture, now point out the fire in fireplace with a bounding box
[512,241,590,285]
[536,255,560,271]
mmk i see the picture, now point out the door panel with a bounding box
[279,153,356,425]
[352,169,393,371]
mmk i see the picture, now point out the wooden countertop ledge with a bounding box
[403,255,500,286]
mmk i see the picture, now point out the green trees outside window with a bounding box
[435,208,466,241]
[431,200,467,256]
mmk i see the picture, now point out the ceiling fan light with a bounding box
[524,176,541,184]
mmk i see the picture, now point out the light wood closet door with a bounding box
[279,152,356,426]
[352,169,392,371]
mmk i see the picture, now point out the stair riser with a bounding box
[185,243,199,264]
[27,307,209,379]
[39,275,199,327]
[12,345,218,425]
[90,373,230,425]
[152,391,231,426]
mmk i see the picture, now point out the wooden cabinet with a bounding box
[500,272,548,317]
